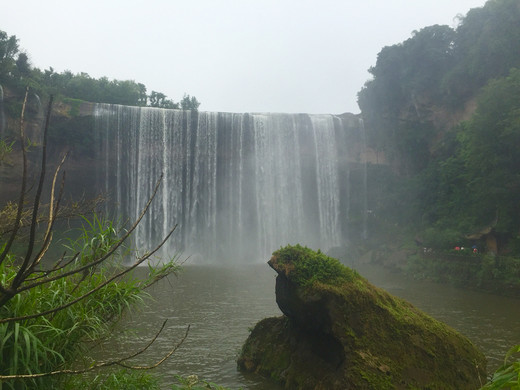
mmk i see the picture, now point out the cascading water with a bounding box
[359,117,369,240]
[0,85,6,139]
[93,104,362,263]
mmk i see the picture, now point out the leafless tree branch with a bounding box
[0,323,191,379]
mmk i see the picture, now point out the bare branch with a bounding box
[13,95,54,288]
[0,323,191,379]
[22,151,69,279]
[0,194,106,237]
[0,225,176,324]
[0,88,30,268]
[11,175,166,296]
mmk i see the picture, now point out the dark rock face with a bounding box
[238,245,487,389]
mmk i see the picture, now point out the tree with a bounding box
[358,25,456,175]
[137,83,147,106]
[0,30,19,81]
[460,68,520,233]
[180,94,200,111]
[14,52,31,78]
[0,90,184,388]
[443,0,520,104]
[148,90,179,109]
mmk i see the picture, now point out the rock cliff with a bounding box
[238,245,486,389]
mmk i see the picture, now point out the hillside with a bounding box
[357,0,520,262]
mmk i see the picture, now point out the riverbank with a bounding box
[331,233,520,299]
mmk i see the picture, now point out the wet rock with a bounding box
[238,245,486,389]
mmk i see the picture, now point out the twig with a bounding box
[0,225,176,324]
[0,323,191,379]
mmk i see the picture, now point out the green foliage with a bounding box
[420,227,464,250]
[180,94,201,111]
[415,67,520,246]
[406,253,520,294]
[149,91,179,109]
[170,375,234,390]
[0,214,179,389]
[358,24,457,173]
[0,138,15,165]
[359,0,520,180]
[0,30,20,82]
[0,28,200,109]
[62,97,83,117]
[444,0,520,105]
[480,345,520,390]
[48,115,96,158]
[273,244,357,287]
[65,369,161,390]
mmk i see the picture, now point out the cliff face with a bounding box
[238,245,486,389]
[0,90,99,207]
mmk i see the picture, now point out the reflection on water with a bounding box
[353,263,520,371]
[99,265,283,389]
[97,262,520,389]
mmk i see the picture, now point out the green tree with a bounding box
[443,0,520,105]
[14,52,31,78]
[358,25,456,175]
[180,93,200,111]
[413,68,520,248]
[137,82,147,106]
[460,68,520,233]
[149,90,178,109]
[0,30,19,81]
[0,91,182,389]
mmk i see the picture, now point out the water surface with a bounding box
[100,262,520,389]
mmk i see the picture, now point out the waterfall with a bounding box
[94,104,358,263]
[0,85,5,139]
[359,118,369,240]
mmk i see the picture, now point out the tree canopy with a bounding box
[358,0,520,254]
[358,0,520,176]
[0,29,199,109]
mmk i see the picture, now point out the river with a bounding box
[99,261,520,389]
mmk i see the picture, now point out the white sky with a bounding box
[2,0,487,114]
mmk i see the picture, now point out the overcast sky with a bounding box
[2,0,487,114]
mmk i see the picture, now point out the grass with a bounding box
[272,244,359,287]
[0,215,179,389]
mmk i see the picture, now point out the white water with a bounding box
[94,105,362,262]
[0,85,5,139]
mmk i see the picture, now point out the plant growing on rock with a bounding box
[240,244,487,389]
[272,244,358,287]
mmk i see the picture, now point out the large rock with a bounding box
[238,245,486,389]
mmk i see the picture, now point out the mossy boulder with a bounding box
[238,245,486,389]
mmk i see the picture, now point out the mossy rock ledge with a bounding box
[237,245,486,389]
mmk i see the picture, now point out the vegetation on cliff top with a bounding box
[0,29,200,110]
[358,0,520,260]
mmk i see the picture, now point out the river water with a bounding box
[100,262,520,389]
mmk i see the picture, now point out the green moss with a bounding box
[272,244,359,287]
[61,97,84,117]
[244,245,487,389]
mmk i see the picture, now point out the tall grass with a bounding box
[0,215,179,389]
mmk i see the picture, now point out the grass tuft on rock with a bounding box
[272,244,358,287]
